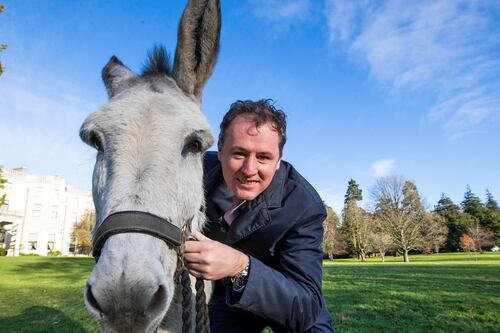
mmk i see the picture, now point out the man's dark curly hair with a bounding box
[218,99,287,156]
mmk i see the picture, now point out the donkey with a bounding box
[79,0,220,332]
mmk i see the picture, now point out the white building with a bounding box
[0,167,94,256]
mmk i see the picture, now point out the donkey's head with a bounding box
[80,1,220,332]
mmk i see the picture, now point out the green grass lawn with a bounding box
[0,252,499,332]
[324,252,500,333]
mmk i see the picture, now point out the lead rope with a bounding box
[175,220,210,333]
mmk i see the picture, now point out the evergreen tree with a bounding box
[461,185,484,217]
[461,186,499,244]
[485,189,499,211]
[344,179,362,204]
[342,179,371,260]
[434,193,471,251]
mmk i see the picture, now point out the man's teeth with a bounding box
[239,179,258,184]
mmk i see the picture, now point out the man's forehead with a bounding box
[229,115,278,135]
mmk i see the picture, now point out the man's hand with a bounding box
[184,231,249,281]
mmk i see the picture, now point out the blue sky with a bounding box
[1,0,499,214]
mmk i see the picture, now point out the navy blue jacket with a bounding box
[203,152,333,333]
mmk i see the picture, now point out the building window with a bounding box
[28,233,38,250]
[1,201,8,212]
[51,205,58,219]
[53,189,60,200]
[32,204,42,217]
[47,233,55,251]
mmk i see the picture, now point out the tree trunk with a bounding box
[403,249,410,263]
[360,250,366,261]
[379,250,385,262]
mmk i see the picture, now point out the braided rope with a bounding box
[180,269,193,333]
[195,278,210,333]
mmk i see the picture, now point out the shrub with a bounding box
[0,247,7,256]
[49,250,62,256]
[459,234,475,252]
[19,252,39,256]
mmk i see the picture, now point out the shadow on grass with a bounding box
[0,306,88,333]
[8,257,95,283]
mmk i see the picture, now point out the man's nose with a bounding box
[241,156,257,175]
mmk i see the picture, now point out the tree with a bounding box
[342,179,371,261]
[461,185,484,218]
[0,167,6,207]
[421,212,448,253]
[0,4,7,76]
[461,186,499,245]
[372,176,425,263]
[459,234,474,252]
[369,215,392,262]
[344,179,362,204]
[485,189,499,211]
[72,210,96,255]
[434,194,471,251]
[322,205,342,259]
[342,200,372,261]
[468,223,495,252]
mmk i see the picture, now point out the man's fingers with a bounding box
[184,239,209,253]
[191,231,210,241]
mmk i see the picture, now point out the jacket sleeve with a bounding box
[226,202,326,332]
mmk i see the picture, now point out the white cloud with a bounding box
[249,0,311,30]
[325,0,500,137]
[0,64,100,190]
[372,158,395,177]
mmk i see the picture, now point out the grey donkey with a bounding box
[79,0,220,332]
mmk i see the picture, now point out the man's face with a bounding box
[218,115,281,201]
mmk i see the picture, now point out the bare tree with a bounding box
[370,215,393,262]
[343,200,372,261]
[372,176,425,263]
[322,205,340,259]
[72,209,95,255]
[421,212,448,253]
[468,223,495,253]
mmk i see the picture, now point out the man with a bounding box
[185,100,333,333]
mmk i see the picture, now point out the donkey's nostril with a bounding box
[85,284,105,316]
[145,284,167,317]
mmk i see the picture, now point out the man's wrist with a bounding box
[230,255,250,291]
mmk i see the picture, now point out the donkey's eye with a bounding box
[184,139,202,154]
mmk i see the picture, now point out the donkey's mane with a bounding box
[142,46,172,77]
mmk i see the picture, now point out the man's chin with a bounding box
[234,188,260,201]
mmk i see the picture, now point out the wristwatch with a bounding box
[230,263,249,291]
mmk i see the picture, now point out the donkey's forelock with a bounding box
[142,46,172,78]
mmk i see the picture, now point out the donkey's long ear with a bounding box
[102,56,136,98]
[172,0,221,101]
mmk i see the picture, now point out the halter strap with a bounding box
[92,210,182,259]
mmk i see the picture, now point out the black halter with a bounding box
[92,211,183,259]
